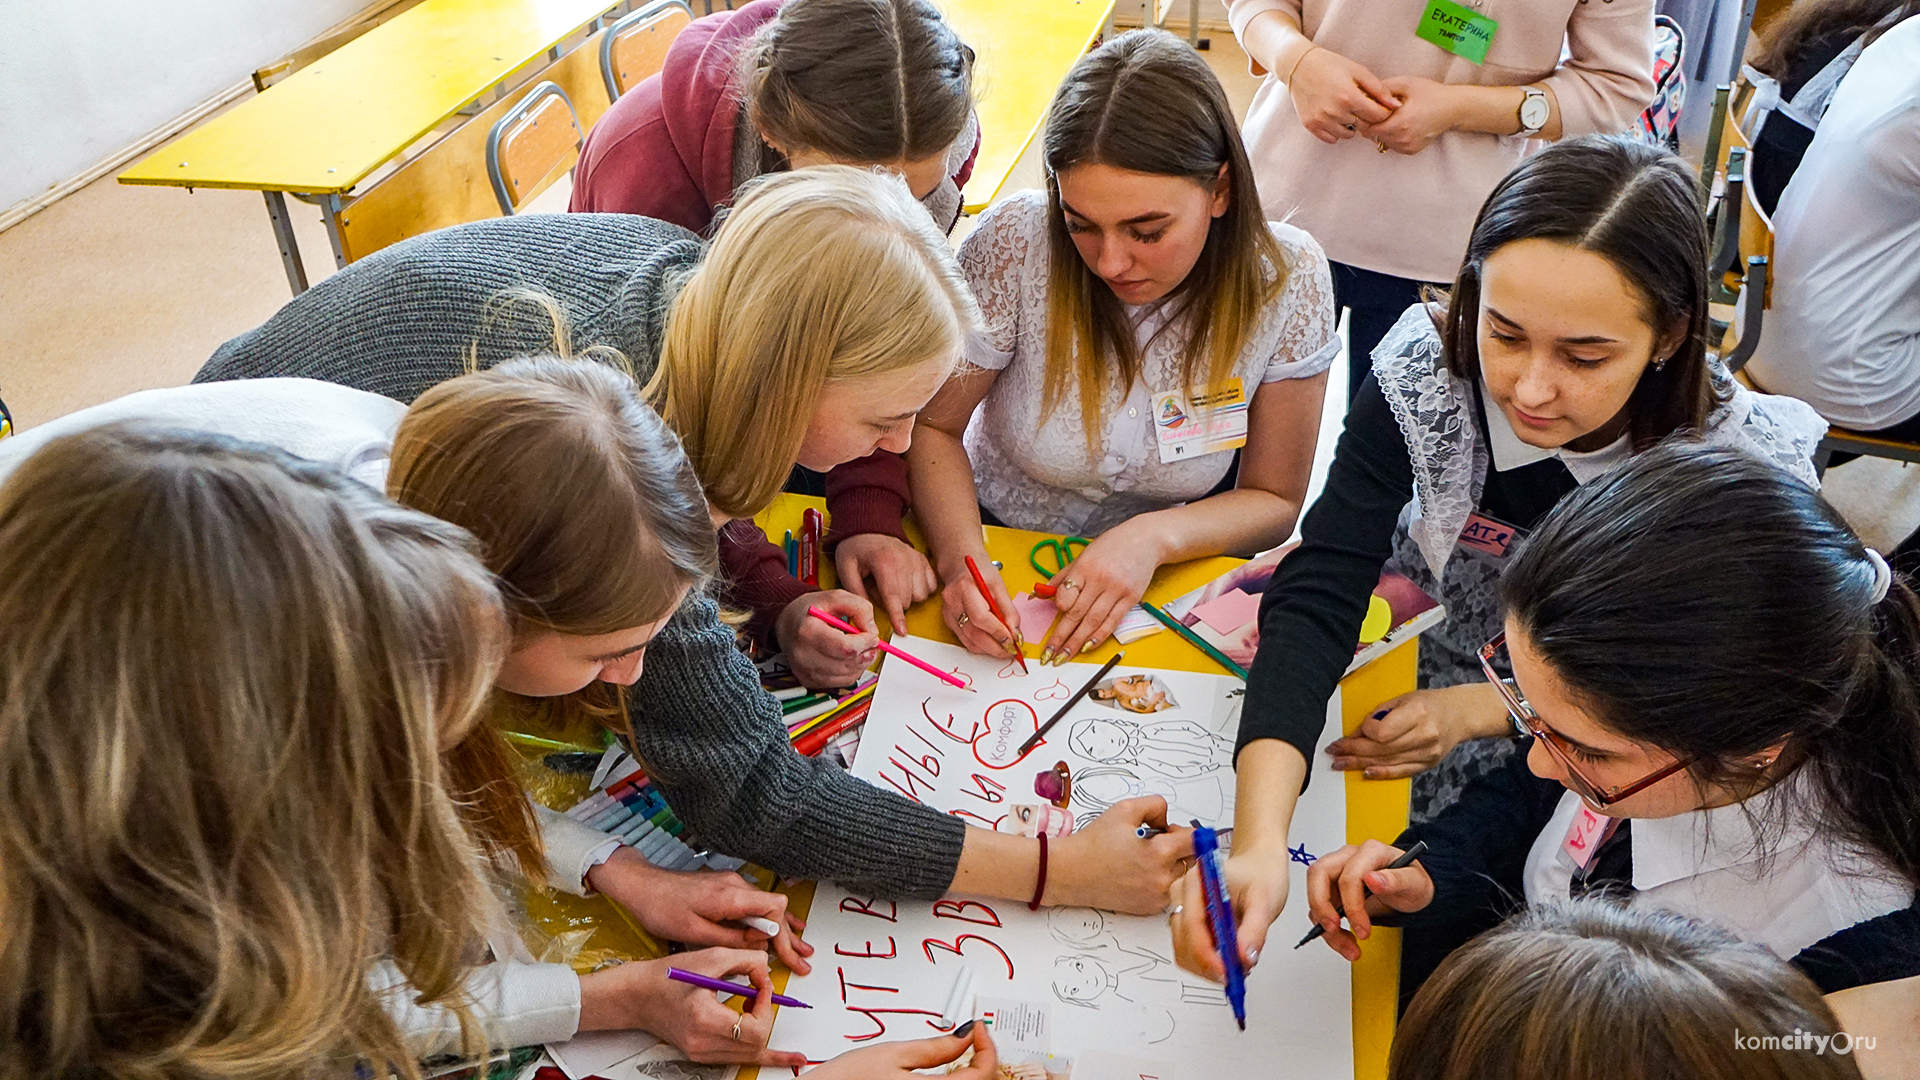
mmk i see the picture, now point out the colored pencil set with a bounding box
[564,769,742,873]
[790,681,875,758]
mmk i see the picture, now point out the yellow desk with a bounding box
[118,0,620,292]
[942,0,1116,213]
[755,494,1413,1080]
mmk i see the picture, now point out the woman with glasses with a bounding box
[1304,442,1920,1002]
[1170,135,1828,984]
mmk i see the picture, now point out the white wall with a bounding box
[0,0,371,210]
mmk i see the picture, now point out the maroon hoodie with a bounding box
[570,0,977,659]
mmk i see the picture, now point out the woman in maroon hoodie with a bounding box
[573,0,978,666]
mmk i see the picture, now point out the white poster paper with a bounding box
[769,638,1352,1077]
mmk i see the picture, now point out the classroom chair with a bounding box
[486,82,585,215]
[1707,148,1772,374]
[601,0,694,98]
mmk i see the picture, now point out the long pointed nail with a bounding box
[1041,649,1054,664]
[953,1019,977,1038]
[1080,642,1094,653]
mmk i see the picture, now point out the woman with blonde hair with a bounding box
[0,423,504,1079]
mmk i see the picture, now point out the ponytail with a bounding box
[1500,440,1920,888]
[1816,576,1920,885]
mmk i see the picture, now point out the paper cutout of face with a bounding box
[996,803,1075,838]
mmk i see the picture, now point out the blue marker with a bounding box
[1193,819,1246,1030]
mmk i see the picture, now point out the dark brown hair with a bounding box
[1501,441,1920,890]
[1392,900,1866,1080]
[743,0,973,165]
[1040,28,1285,449]
[1441,135,1718,450]
[1752,0,1919,77]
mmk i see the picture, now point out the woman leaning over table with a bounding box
[1230,0,1658,400]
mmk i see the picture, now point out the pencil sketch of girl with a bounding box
[1066,716,1228,778]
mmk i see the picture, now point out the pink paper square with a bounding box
[1010,592,1059,645]
[1190,587,1261,635]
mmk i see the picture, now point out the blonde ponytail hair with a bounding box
[649,165,982,518]
[0,424,505,1080]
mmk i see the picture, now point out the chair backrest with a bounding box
[600,0,694,101]
[1717,158,1777,372]
[486,82,583,215]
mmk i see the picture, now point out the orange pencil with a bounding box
[964,555,1028,674]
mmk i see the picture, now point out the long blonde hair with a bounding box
[388,357,718,869]
[649,165,982,518]
[1041,30,1285,451]
[0,423,505,1080]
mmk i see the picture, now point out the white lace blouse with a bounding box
[956,190,1339,537]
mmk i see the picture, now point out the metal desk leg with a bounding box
[262,190,310,295]
[321,193,349,271]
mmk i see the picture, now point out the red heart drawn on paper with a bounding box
[972,699,1041,769]
[1032,679,1071,702]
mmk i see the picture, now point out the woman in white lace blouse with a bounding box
[906,30,1338,664]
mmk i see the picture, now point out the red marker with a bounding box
[965,555,1028,673]
[800,508,822,587]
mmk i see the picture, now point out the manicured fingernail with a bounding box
[1246,948,1260,966]
[953,1020,977,1038]
[1371,710,1389,719]
[1364,768,1381,779]
[1041,649,1054,664]
[1080,642,1094,653]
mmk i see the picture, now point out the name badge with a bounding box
[1153,377,1249,465]
[1560,803,1618,872]
[1417,0,1497,65]
[1457,511,1520,558]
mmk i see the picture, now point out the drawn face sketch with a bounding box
[1052,955,1113,1008]
[1068,718,1129,762]
[1048,907,1107,947]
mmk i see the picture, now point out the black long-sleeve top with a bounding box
[1238,373,1577,776]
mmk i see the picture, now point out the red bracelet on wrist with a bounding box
[1029,833,1049,911]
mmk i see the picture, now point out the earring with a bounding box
[1653,355,1669,372]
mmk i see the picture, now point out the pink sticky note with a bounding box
[1190,587,1261,636]
[1010,592,1060,646]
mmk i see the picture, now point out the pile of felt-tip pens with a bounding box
[777,672,876,759]
[565,768,745,873]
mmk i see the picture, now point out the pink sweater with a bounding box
[1229,0,1657,283]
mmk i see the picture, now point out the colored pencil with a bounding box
[666,966,811,1010]
[503,730,602,755]
[1139,600,1250,680]
[806,606,971,690]
[965,555,1028,674]
[1017,652,1123,756]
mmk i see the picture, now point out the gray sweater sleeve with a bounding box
[630,592,966,899]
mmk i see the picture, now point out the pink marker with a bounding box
[806,606,974,692]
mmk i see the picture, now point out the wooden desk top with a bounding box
[942,0,1115,214]
[119,0,615,194]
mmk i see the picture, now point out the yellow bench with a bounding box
[117,0,671,293]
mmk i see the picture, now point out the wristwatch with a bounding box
[1517,87,1550,137]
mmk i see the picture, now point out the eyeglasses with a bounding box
[1479,632,1690,807]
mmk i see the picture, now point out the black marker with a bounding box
[1294,841,1428,948]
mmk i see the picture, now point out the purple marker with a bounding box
[666,966,811,1009]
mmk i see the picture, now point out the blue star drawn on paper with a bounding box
[1289,843,1317,866]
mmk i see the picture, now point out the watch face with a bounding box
[1521,94,1550,130]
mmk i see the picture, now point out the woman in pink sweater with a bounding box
[1229,0,1658,400]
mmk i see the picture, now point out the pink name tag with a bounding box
[1561,803,1619,871]
[1458,512,1519,557]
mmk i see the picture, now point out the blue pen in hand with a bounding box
[1192,819,1247,1030]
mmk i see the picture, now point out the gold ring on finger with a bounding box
[957,613,969,625]
[1061,579,1080,592]
[731,1018,744,1042]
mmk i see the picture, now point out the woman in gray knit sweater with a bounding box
[196,168,1193,913]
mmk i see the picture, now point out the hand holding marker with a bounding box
[1295,841,1429,948]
